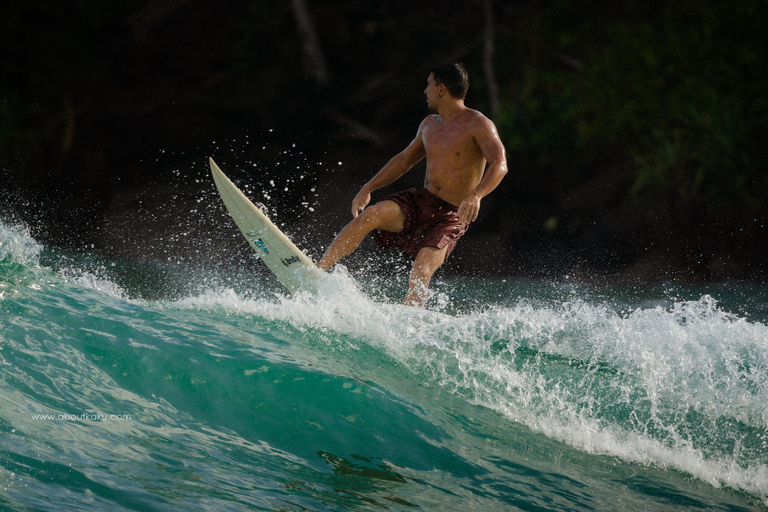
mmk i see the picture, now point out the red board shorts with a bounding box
[372,188,468,262]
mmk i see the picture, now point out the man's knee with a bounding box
[358,200,404,233]
[411,246,448,280]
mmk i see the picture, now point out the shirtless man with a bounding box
[318,63,508,306]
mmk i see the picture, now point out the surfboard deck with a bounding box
[209,157,324,294]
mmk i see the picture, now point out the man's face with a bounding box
[424,73,441,110]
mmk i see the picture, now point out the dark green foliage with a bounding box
[2,0,766,279]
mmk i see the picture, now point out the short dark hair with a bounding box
[429,63,469,100]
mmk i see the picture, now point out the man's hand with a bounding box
[351,187,372,217]
[457,194,481,224]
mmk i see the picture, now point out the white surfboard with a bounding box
[209,157,324,294]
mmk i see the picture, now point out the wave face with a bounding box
[1,220,767,511]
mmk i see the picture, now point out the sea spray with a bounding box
[0,222,42,268]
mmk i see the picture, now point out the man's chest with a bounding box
[422,124,477,156]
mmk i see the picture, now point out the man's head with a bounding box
[429,63,469,100]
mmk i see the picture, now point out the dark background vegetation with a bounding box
[2,0,767,282]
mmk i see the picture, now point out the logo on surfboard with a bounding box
[248,234,269,254]
[281,256,300,267]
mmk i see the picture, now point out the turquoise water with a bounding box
[1,220,767,511]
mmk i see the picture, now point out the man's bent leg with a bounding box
[403,246,448,307]
[317,200,404,271]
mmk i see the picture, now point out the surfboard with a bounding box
[209,157,324,294]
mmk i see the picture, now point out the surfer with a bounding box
[318,63,508,306]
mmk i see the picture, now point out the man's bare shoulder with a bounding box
[419,114,441,129]
[463,109,500,139]
[464,108,493,127]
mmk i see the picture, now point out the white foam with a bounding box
[0,221,42,267]
[0,220,133,303]
[58,270,129,301]
[432,298,768,501]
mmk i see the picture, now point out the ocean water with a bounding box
[1,219,767,511]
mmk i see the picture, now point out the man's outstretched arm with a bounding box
[351,117,434,217]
